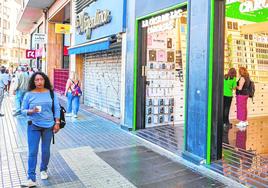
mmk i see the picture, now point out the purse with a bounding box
[71,80,82,96]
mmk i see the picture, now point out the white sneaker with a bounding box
[236,121,244,127]
[65,113,72,117]
[236,121,248,127]
[22,179,36,187]
[73,114,78,118]
[40,171,48,180]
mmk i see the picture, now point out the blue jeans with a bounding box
[27,124,53,182]
[67,92,80,115]
[15,89,26,113]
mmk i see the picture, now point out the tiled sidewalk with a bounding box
[0,96,238,188]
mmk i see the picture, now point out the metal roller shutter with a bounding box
[83,49,121,118]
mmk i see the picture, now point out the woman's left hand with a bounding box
[53,124,60,133]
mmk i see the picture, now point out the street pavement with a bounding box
[0,95,235,188]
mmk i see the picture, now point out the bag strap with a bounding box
[49,90,55,144]
[71,79,79,87]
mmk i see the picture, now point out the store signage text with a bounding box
[33,33,47,44]
[142,9,183,28]
[76,9,112,40]
[26,50,36,59]
[240,0,268,13]
[226,0,268,13]
[147,21,175,34]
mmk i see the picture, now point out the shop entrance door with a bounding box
[136,7,188,129]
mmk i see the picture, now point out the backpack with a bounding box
[247,80,255,98]
[50,90,66,144]
[71,80,82,96]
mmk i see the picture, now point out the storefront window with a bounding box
[139,8,188,128]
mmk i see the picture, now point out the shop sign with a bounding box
[76,9,112,40]
[33,33,47,44]
[226,0,268,13]
[64,46,69,56]
[142,9,183,28]
[74,0,124,45]
[26,50,36,59]
[239,0,268,13]
[55,23,71,34]
[35,48,43,58]
[226,1,268,22]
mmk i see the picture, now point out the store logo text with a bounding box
[142,9,183,28]
[76,9,112,40]
[227,0,268,12]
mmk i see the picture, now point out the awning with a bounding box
[68,38,111,55]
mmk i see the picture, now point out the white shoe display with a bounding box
[40,171,48,180]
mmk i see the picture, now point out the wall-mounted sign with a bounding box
[35,48,43,58]
[33,33,47,44]
[226,1,268,22]
[55,23,71,34]
[142,9,183,28]
[74,0,124,45]
[26,50,36,59]
[76,9,112,40]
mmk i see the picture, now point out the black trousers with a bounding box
[223,96,233,124]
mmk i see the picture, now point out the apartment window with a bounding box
[25,39,27,45]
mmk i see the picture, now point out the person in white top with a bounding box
[0,66,9,116]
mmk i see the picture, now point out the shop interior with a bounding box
[136,7,188,154]
[136,3,268,187]
[211,3,268,187]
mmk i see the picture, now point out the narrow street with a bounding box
[0,95,232,188]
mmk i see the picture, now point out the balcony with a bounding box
[16,0,55,33]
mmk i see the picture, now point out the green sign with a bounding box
[226,2,268,22]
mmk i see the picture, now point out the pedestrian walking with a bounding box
[223,68,237,128]
[236,67,250,127]
[64,72,82,118]
[0,66,8,116]
[21,72,60,187]
[5,69,12,94]
[13,66,30,116]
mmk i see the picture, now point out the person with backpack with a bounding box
[223,68,237,128]
[236,67,251,127]
[21,72,60,187]
[64,71,82,118]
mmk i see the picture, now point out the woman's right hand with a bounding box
[27,107,39,115]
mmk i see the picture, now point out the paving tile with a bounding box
[0,96,229,188]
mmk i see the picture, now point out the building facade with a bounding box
[0,0,29,67]
[17,0,71,93]
[16,0,268,187]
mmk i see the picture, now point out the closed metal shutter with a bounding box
[83,49,121,118]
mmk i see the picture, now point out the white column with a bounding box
[120,33,127,124]
[70,0,76,72]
